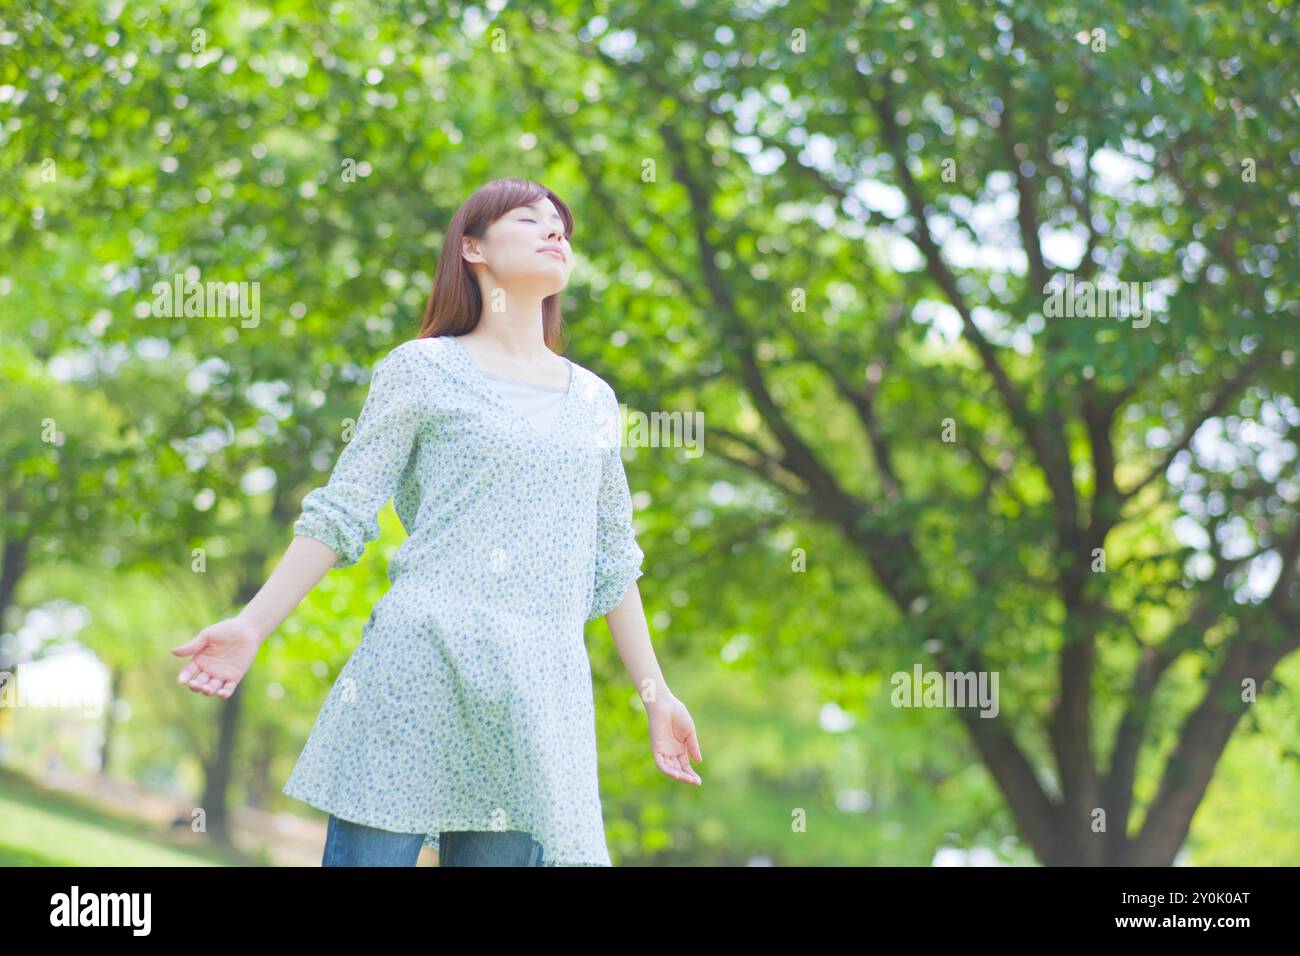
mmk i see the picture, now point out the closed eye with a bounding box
[521,214,565,232]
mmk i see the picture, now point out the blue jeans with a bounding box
[322,814,546,866]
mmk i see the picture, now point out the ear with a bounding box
[461,235,485,265]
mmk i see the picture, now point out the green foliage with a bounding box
[1,0,1296,864]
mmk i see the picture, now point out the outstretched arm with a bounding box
[587,383,701,784]
[172,535,338,698]
[172,342,428,698]
[605,583,703,786]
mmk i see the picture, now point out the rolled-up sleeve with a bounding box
[293,343,425,569]
[586,388,645,620]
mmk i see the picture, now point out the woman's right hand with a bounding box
[172,617,263,699]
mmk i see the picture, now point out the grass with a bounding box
[0,765,252,867]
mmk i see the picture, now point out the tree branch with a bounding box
[1118,350,1270,504]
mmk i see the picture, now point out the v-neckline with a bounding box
[442,335,575,440]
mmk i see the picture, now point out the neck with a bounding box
[469,283,551,356]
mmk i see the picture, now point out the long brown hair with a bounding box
[418,177,575,352]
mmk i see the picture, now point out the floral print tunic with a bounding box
[282,334,645,866]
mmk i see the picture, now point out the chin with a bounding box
[533,274,567,296]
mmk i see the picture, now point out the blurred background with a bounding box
[1,0,1297,866]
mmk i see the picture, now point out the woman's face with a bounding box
[464,198,571,294]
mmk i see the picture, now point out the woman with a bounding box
[171,178,702,867]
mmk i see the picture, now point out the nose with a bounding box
[543,222,565,242]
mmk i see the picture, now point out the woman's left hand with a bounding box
[646,695,703,785]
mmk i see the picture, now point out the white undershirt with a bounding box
[481,363,570,433]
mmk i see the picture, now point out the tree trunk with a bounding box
[98,666,124,775]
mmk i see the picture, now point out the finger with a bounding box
[653,753,680,780]
[176,662,198,683]
[171,632,208,657]
[675,753,700,784]
[217,680,236,698]
[686,731,702,762]
[672,751,701,784]
[655,752,694,784]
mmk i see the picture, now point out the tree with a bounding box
[2,0,1294,864]
[500,0,1299,863]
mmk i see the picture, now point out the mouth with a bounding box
[538,249,565,261]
